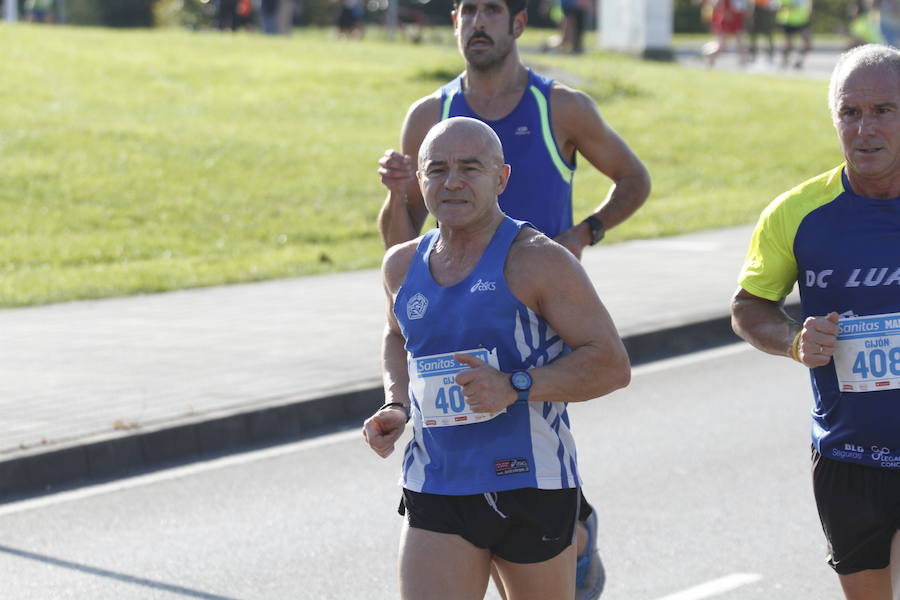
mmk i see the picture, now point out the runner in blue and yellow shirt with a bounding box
[732,44,900,599]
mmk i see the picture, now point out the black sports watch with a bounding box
[582,215,605,246]
[509,370,533,402]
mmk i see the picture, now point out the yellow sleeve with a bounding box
[738,165,844,302]
[738,197,799,301]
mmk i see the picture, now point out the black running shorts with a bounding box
[400,487,580,564]
[812,448,900,574]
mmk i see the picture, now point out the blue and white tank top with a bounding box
[439,70,576,238]
[393,217,580,494]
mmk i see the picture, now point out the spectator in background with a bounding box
[879,0,900,46]
[235,0,253,28]
[336,0,365,38]
[560,0,591,54]
[398,2,430,44]
[777,0,813,69]
[702,0,749,68]
[215,0,252,30]
[542,0,591,54]
[25,0,55,23]
[748,0,778,66]
[217,0,237,29]
[846,0,881,49]
[541,0,566,52]
[261,0,280,33]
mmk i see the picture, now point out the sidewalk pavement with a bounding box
[672,37,842,80]
[0,224,800,501]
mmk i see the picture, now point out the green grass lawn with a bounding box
[0,24,840,307]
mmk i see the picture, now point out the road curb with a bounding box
[0,308,797,503]
[0,384,380,502]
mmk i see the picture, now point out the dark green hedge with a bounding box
[65,0,154,26]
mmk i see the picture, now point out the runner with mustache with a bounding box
[376,1,650,598]
[378,0,649,261]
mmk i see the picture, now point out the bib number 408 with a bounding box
[435,385,466,414]
[851,348,900,379]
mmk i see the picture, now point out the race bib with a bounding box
[834,312,900,393]
[409,348,506,428]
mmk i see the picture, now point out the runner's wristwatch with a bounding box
[510,370,533,402]
[582,215,605,246]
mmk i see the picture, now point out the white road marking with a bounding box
[0,343,754,517]
[651,573,763,600]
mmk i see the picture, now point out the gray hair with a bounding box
[829,44,900,115]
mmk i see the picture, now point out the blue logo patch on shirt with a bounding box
[407,292,428,320]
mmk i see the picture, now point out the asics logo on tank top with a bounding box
[514,125,530,136]
[470,279,497,293]
[407,293,428,320]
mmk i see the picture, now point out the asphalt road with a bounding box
[0,344,841,599]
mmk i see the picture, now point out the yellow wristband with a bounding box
[790,330,803,363]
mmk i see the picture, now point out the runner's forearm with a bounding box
[527,340,630,404]
[378,191,419,249]
[731,290,800,358]
[590,169,651,231]
[382,324,411,405]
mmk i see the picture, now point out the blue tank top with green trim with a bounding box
[439,70,575,238]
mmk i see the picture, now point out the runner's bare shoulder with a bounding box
[401,93,443,156]
[506,227,584,302]
[383,238,420,294]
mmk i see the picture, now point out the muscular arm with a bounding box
[377,96,440,248]
[731,287,800,358]
[551,85,651,254]
[731,287,838,368]
[457,231,630,412]
[520,235,631,402]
